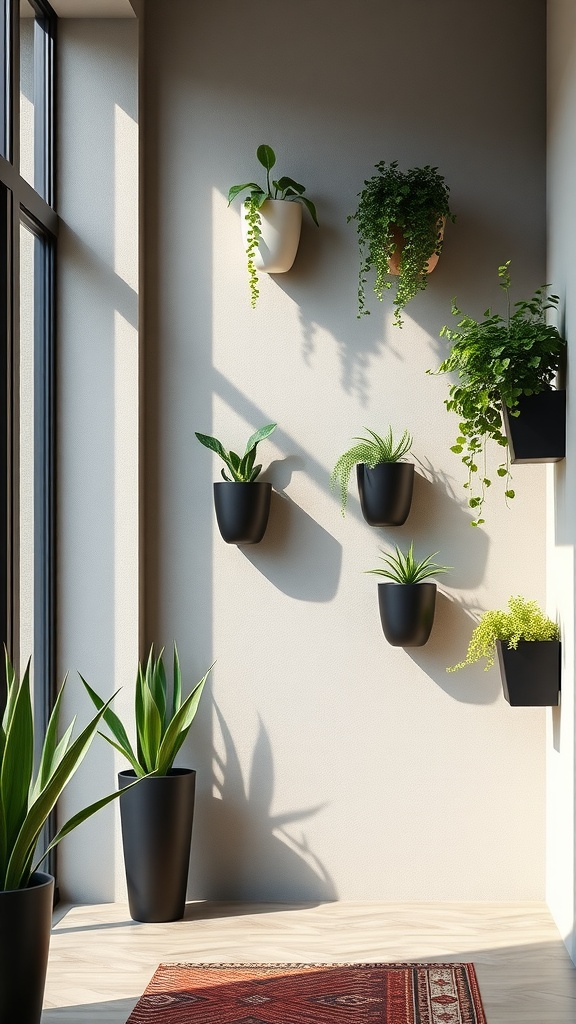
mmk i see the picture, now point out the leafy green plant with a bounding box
[0,651,138,891]
[195,422,277,482]
[366,542,451,584]
[432,262,566,526]
[448,596,559,672]
[348,161,454,326]
[331,426,412,516]
[83,645,211,777]
[228,144,319,307]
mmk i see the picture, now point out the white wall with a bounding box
[140,0,549,902]
[57,19,139,902]
[547,0,576,965]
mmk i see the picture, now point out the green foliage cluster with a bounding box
[0,652,131,891]
[366,542,451,585]
[228,145,319,307]
[433,262,566,526]
[84,646,210,777]
[195,423,277,482]
[331,426,412,516]
[449,596,560,673]
[348,161,454,327]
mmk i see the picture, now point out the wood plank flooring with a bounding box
[43,901,576,1023]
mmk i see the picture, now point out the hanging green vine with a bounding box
[244,197,262,308]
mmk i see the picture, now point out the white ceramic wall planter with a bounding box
[241,199,303,273]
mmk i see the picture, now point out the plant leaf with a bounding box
[256,145,276,171]
[155,668,212,776]
[244,423,277,456]
[298,196,319,227]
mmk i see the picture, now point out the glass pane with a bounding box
[0,0,8,159]
[19,219,34,674]
[20,0,52,200]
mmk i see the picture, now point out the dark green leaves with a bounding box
[331,426,413,516]
[257,144,276,172]
[366,542,451,584]
[195,423,276,482]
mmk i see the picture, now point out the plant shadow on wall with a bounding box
[242,464,342,601]
[196,705,336,903]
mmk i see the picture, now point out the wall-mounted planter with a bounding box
[378,581,437,647]
[501,389,566,463]
[357,462,414,526]
[387,216,446,276]
[213,481,272,544]
[241,199,302,273]
[496,640,560,707]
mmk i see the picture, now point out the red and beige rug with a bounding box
[126,962,487,1023]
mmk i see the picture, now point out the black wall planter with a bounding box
[357,462,414,526]
[502,390,566,463]
[119,768,196,922]
[0,871,54,1024]
[213,481,272,544]
[378,582,437,647]
[496,639,561,706]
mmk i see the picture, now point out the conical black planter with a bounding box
[357,462,414,526]
[0,871,54,1024]
[496,640,561,706]
[378,582,437,647]
[213,481,272,544]
[119,768,196,923]
[502,390,566,463]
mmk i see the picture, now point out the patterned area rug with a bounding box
[126,962,487,1023]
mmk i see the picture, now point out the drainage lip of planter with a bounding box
[496,639,561,706]
[357,462,415,527]
[213,481,272,544]
[377,581,437,647]
[502,389,566,464]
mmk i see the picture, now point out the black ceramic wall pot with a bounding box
[119,768,196,923]
[496,639,561,706]
[378,582,437,647]
[0,871,54,1024]
[356,462,414,526]
[502,389,566,463]
[213,481,272,544]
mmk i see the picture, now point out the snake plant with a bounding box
[195,422,277,482]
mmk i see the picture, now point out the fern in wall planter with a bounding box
[228,145,319,307]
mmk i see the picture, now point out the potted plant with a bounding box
[331,426,414,524]
[432,262,566,526]
[84,646,211,923]
[228,145,319,307]
[348,160,454,327]
[0,652,138,1024]
[448,596,560,706]
[195,422,277,543]
[366,543,451,647]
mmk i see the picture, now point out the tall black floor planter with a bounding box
[378,582,437,647]
[502,390,566,463]
[496,640,561,706]
[0,871,54,1024]
[119,769,196,923]
[213,481,272,544]
[357,462,414,526]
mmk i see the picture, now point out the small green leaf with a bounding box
[227,182,260,205]
[256,145,276,171]
[505,489,515,499]
[299,196,319,227]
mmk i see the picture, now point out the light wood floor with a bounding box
[43,901,576,1023]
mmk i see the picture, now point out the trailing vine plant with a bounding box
[331,426,412,516]
[448,596,559,672]
[431,262,566,526]
[228,145,319,308]
[348,161,454,326]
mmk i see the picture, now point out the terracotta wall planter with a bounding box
[496,640,561,706]
[356,462,414,527]
[213,481,272,544]
[241,199,302,273]
[501,389,566,463]
[378,582,437,647]
[387,216,446,276]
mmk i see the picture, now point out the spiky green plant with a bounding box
[228,145,319,307]
[448,596,559,672]
[0,651,138,891]
[366,542,451,584]
[331,426,412,516]
[348,161,454,326]
[195,422,276,482]
[83,645,211,777]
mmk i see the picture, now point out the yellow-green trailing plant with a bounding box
[448,596,560,672]
[331,426,412,516]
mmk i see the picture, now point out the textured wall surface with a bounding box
[547,0,576,964]
[140,0,549,902]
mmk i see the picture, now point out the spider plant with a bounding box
[331,426,412,516]
[0,651,138,891]
[366,543,451,584]
[83,645,211,777]
[195,423,277,482]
